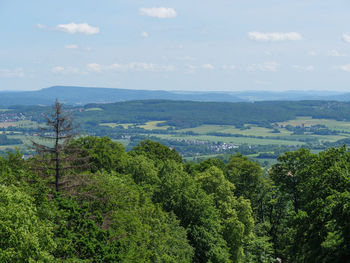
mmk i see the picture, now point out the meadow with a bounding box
[277,116,350,132]
[3,114,350,163]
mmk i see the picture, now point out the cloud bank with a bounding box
[0,68,24,78]
[65,44,78,49]
[248,32,302,41]
[56,23,99,35]
[141,32,149,38]
[342,33,350,43]
[247,62,279,72]
[336,64,350,72]
[139,7,177,18]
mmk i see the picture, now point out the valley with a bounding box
[2,99,350,166]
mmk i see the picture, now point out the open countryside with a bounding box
[3,100,350,166]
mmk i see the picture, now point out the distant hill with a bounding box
[0,86,243,106]
[0,86,347,106]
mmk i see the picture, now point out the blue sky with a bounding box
[1,0,350,91]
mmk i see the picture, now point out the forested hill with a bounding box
[79,100,350,128]
[1,85,350,106]
[0,86,244,106]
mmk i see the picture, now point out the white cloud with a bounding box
[202,64,215,70]
[51,62,177,74]
[248,32,303,41]
[342,33,350,43]
[0,68,24,78]
[185,64,197,74]
[329,49,341,57]
[36,23,47,29]
[131,62,157,71]
[247,62,279,72]
[222,65,236,71]
[109,64,130,71]
[141,31,149,38]
[335,64,350,72]
[87,63,102,72]
[130,62,175,72]
[56,23,99,35]
[51,66,65,73]
[328,49,347,57]
[308,51,317,56]
[292,65,314,72]
[107,62,176,72]
[65,44,78,49]
[51,66,80,74]
[139,7,177,18]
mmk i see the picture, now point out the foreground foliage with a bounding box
[0,136,349,262]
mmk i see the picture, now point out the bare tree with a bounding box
[32,99,87,192]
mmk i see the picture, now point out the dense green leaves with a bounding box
[269,147,350,262]
[0,185,56,262]
[131,139,183,163]
[70,136,127,173]
[1,136,349,262]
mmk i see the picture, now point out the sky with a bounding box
[1,0,350,92]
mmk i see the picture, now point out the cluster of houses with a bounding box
[173,138,239,152]
[0,112,27,122]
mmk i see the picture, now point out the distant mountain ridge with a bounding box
[0,86,348,106]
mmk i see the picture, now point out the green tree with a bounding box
[270,149,315,213]
[52,195,120,262]
[131,140,183,164]
[69,136,127,173]
[226,154,267,221]
[152,160,231,263]
[269,147,350,262]
[0,185,56,262]
[78,172,194,262]
[291,147,350,262]
[195,166,254,262]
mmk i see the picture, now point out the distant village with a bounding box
[0,112,28,123]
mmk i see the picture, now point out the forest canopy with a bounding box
[1,134,349,262]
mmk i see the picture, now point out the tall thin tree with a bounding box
[31,99,86,192]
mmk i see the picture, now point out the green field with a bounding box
[139,121,171,130]
[174,121,350,144]
[179,124,292,137]
[100,121,171,130]
[0,134,28,152]
[3,115,350,159]
[85,107,103,111]
[277,117,350,132]
[99,118,350,148]
[100,123,135,129]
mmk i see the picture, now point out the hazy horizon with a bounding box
[0,85,346,95]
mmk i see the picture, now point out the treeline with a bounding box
[1,137,349,262]
[0,134,21,145]
[76,100,350,128]
[6,99,350,130]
